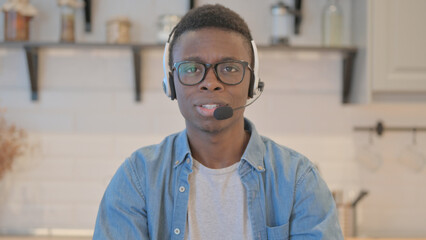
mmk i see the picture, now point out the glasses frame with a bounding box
[172,60,253,86]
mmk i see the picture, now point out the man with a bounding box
[94,4,343,240]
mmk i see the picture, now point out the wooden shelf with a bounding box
[0,42,357,103]
[258,45,357,103]
[0,42,149,102]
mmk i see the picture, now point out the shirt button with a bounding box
[175,160,179,165]
[179,186,185,192]
[257,166,264,171]
[174,228,180,235]
[186,159,190,164]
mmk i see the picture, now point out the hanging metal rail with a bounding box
[354,121,426,136]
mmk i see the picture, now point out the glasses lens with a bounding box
[216,62,245,85]
[178,62,205,85]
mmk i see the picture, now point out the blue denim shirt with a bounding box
[94,119,343,240]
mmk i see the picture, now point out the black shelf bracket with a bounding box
[294,0,303,35]
[132,46,142,102]
[189,0,195,9]
[24,46,39,101]
[342,50,357,103]
[83,0,92,32]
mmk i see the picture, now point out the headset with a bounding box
[162,29,264,100]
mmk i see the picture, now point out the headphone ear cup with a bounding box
[248,71,255,98]
[168,73,177,100]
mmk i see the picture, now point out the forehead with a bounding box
[172,28,251,63]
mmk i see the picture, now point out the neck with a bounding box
[186,120,250,169]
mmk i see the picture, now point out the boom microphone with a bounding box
[213,86,264,120]
[213,105,241,120]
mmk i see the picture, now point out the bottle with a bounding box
[271,1,295,45]
[57,0,84,43]
[322,0,343,46]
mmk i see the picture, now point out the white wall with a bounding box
[1,0,426,238]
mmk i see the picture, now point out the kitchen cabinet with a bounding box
[370,0,426,92]
[351,0,426,103]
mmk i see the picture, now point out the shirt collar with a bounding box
[173,118,265,171]
[174,129,192,168]
[241,118,266,172]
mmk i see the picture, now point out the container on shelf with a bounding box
[332,190,368,237]
[106,17,131,44]
[157,14,181,43]
[322,0,343,46]
[1,0,37,41]
[57,0,84,43]
[270,1,297,45]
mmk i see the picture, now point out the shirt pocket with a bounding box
[266,222,289,240]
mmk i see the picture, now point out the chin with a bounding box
[200,123,223,134]
[195,116,244,135]
[196,119,225,134]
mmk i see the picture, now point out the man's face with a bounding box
[172,28,252,134]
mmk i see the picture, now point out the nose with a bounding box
[198,68,224,92]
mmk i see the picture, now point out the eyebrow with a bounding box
[179,56,240,63]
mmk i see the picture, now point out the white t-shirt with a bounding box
[185,159,253,240]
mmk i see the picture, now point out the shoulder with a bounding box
[260,135,316,183]
[126,131,184,172]
[243,118,316,182]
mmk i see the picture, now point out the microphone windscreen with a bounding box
[213,106,233,120]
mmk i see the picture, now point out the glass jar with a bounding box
[157,14,181,43]
[4,11,30,41]
[107,17,131,44]
[57,0,83,43]
[1,0,37,41]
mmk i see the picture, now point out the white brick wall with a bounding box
[1,47,426,238]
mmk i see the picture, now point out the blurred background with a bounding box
[0,0,425,239]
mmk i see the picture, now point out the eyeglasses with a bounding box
[173,60,252,86]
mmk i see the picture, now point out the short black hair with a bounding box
[168,4,253,69]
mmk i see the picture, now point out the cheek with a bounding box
[173,79,191,114]
[173,76,184,98]
[176,95,190,120]
[242,75,252,99]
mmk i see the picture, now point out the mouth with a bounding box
[195,103,227,117]
[200,104,222,109]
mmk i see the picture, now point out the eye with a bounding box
[224,66,238,72]
[219,62,242,74]
[180,63,202,74]
[185,66,198,73]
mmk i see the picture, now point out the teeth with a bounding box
[202,104,219,109]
